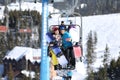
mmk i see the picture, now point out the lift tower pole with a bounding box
[40,0,49,80]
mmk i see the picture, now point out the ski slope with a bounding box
[82,14,120,70]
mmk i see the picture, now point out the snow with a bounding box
[83,13,120,79]
[80,3,87,9]
[83,14,120,70]
[4,46,41,63]
[21,70,35,78]
[71,61,87,80]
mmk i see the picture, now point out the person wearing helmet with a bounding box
[59,26,72,48]
[61,21,64,25]
[59,26,75,69]
[59,21,66,31]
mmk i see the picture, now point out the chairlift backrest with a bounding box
[69,25,80,43]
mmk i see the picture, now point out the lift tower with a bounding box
[40,0,49,80]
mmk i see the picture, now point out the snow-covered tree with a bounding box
[101,44,110,80]
[103,44,110,66]
[93,31,97,45]
[86,31,97,80]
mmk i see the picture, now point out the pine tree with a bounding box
[101,44,110,80]
[93,31,97,61]
[0,10,42,52]
[109,59,116,80]
[115,56,120,80]
[86,31,93,73]
[86,70,95,80]
[91,40,120,80]
[116,57,120,67]
[86,31,97,80]
[103,44,110,66]
[93,31,97,45]
[96,67,108,80]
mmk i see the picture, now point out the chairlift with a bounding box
[46,1,84,79]
[48,11,83,62]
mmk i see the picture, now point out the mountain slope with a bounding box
[83,13,120,58]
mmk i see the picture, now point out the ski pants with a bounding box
[63,47,75,67]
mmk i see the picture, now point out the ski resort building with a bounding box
[3,46,41,76]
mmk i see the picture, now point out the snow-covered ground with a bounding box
[83,14,120,70]
[71,61,87,80]
[84,13,120,79]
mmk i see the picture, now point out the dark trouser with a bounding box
[63,47,75,67]
[63,76,71,80]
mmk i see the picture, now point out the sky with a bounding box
[0,2,120,80]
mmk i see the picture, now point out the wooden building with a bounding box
[3,46,41,77]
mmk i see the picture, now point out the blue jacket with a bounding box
[62,32,72,49]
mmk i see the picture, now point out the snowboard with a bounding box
[49,49,59,66]
[50,46,68,67]
[46,32,55,43]
[46,32,68,67]
[57,55,68,67]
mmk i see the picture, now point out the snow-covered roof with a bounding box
[4,46,41,63]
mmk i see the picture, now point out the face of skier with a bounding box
[53,27,59,35]
[60,29,65,34]
[54,29,59,35]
